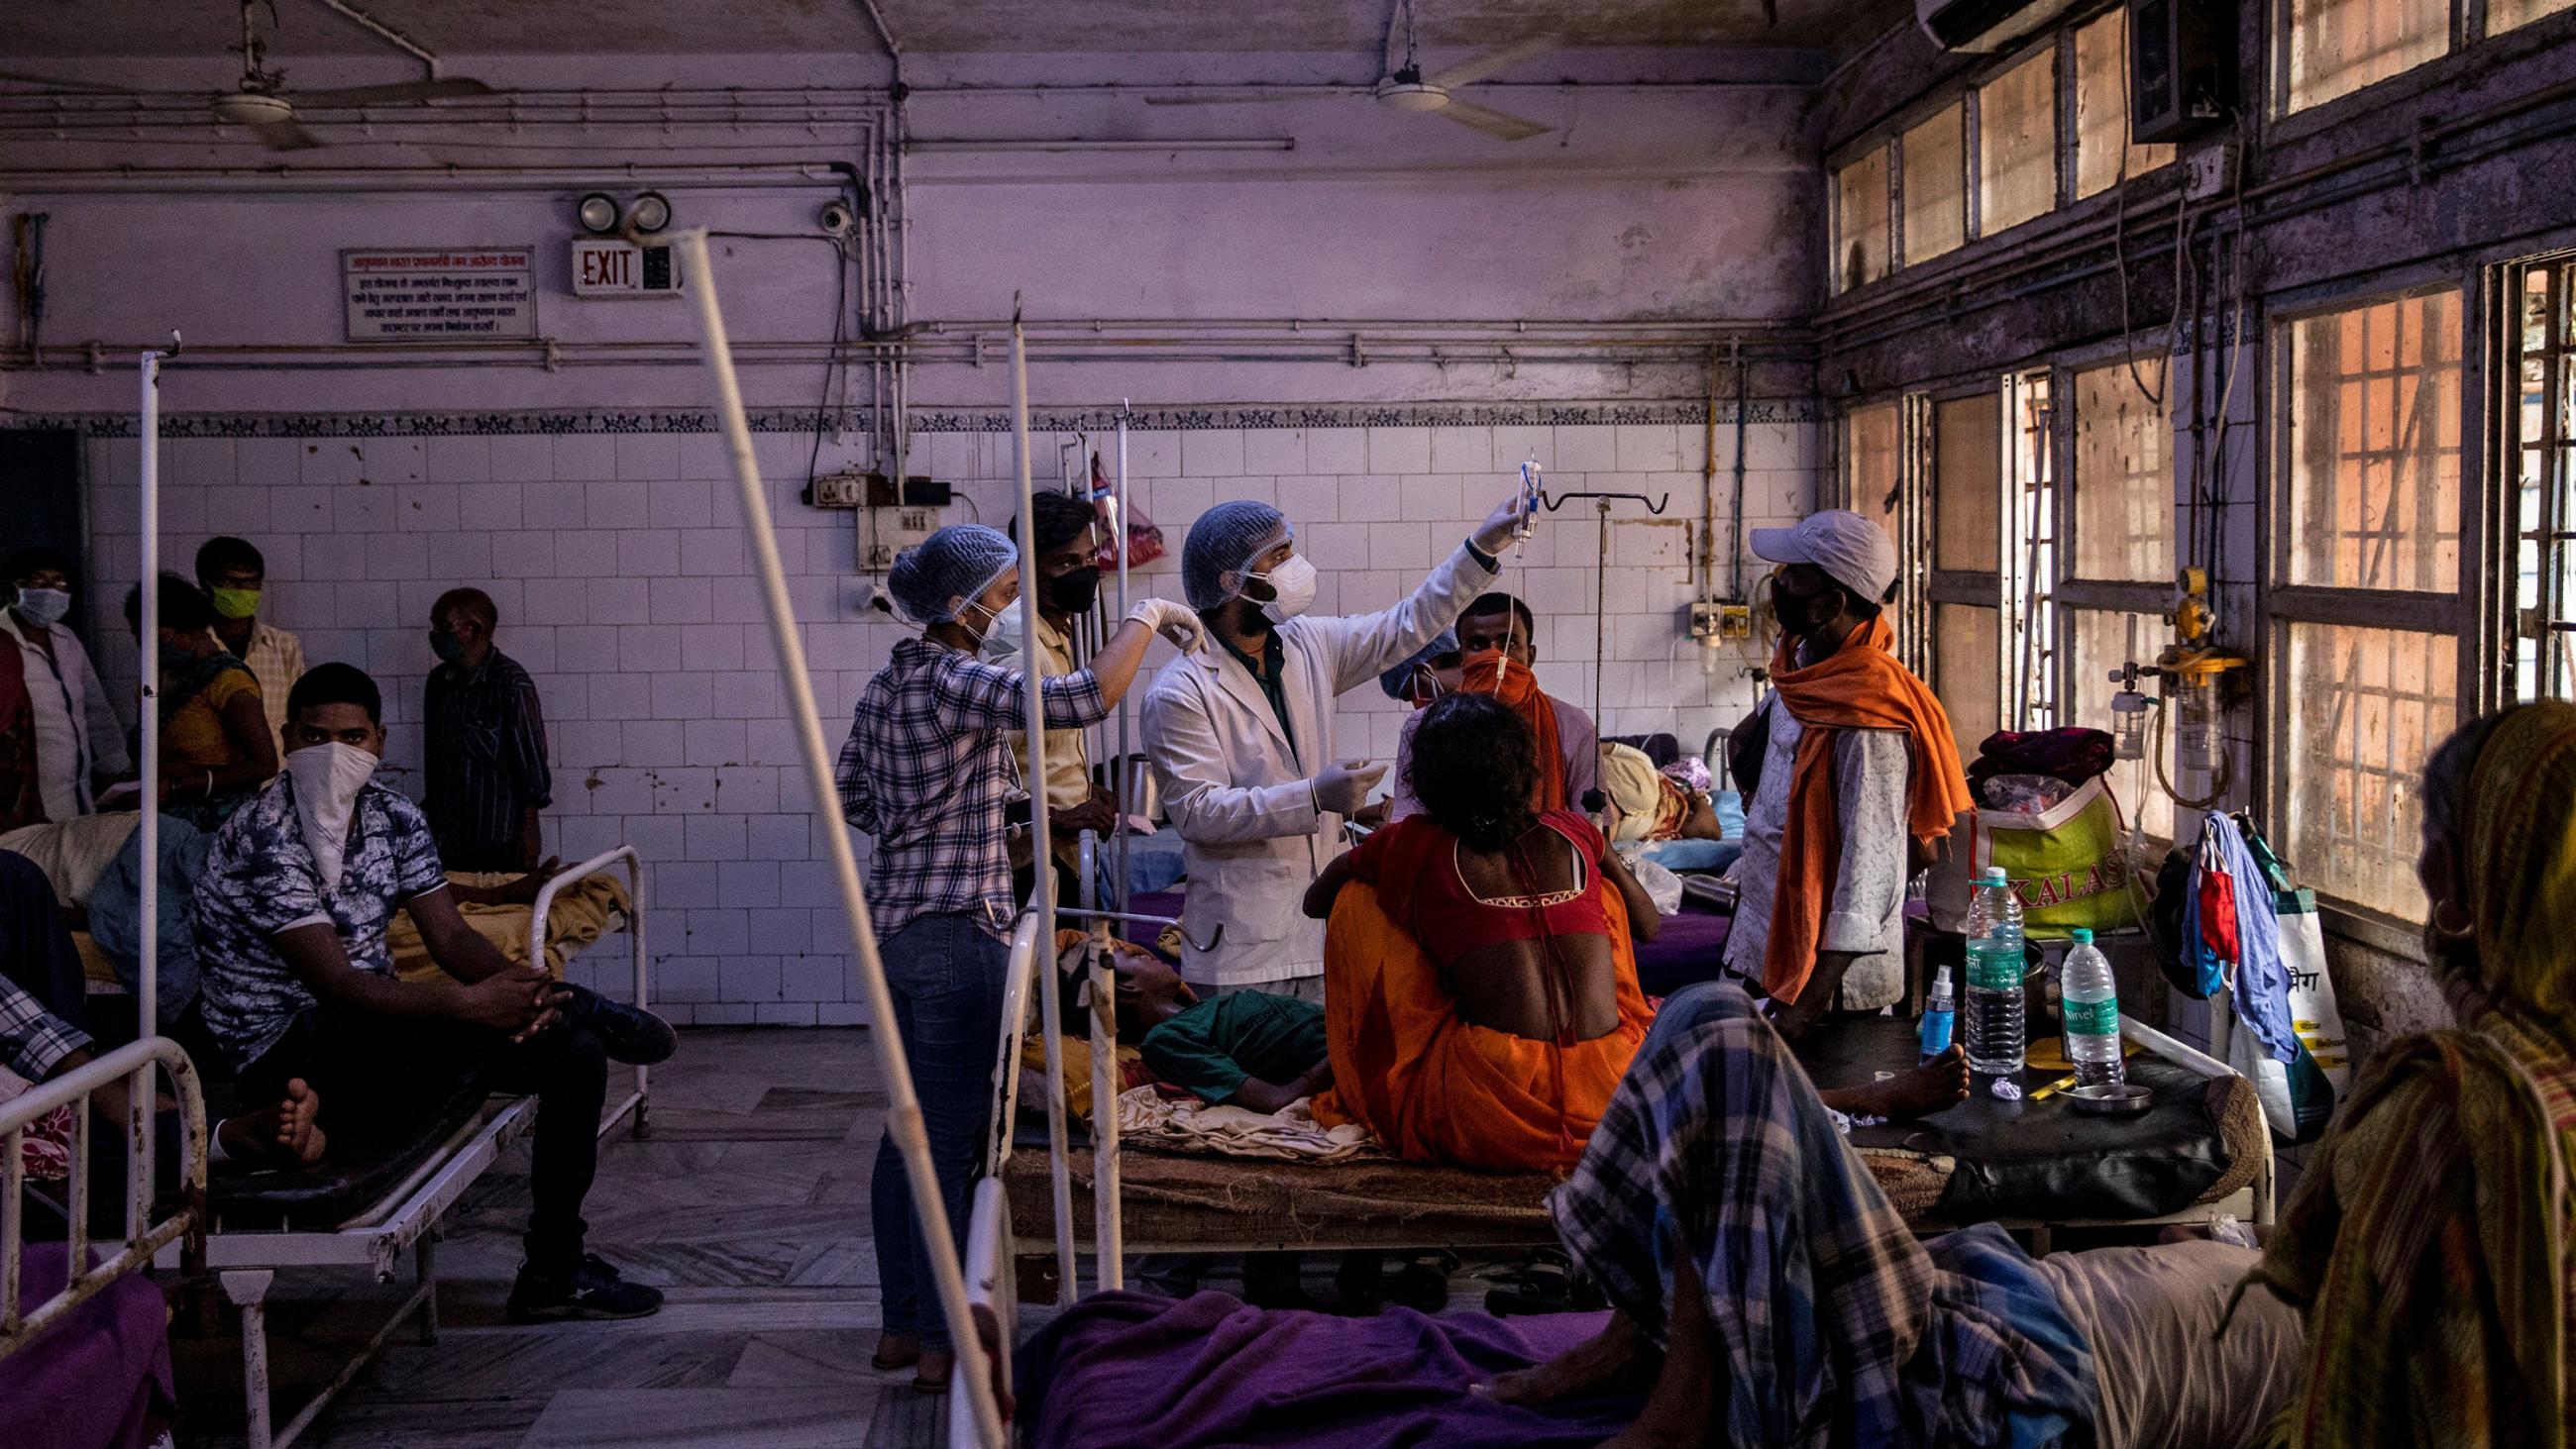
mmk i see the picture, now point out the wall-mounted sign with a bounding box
[342,247,538,342]
[571,238,684,298]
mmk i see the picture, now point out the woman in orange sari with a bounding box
[1302,692,1657,1172]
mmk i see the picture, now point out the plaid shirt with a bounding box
[234,621,305,746]
[837,638,1109,940]
[1551,983,2094,1447]
[1,973,89,1084]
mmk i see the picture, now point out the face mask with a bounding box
[1046,566,1102,614]
[1408,668,1449,709]
[954,600,999,654]
[285,741,381,892]
[1245,555,1318,626]
[429,631,468,665]
[158,643,194,671]
[1771,575,1837,639]
[12,587,70,628]
[210,586,263,621]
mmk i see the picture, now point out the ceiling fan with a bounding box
[0,0,492,152]
[1148,0,1558,142]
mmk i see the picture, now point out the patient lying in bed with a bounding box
[1301,694,1657,1173]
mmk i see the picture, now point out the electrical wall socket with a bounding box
[2185,143,2238,202]
[1688,599,1755,643]
[810,469,866,508]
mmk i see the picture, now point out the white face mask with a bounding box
[13,587,70,628]
[285,742,380,892]
[1245,555,1318,625]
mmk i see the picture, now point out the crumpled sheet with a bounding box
[1112,1085,1381,1164]
[390,870,631,981]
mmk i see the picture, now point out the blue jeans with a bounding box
[872,912,1008,1353]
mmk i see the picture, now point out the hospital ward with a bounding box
[2,3,2573,1447]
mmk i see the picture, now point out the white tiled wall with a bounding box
[79,414,1817,1022]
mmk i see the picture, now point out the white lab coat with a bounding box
[1141,543,1496,988]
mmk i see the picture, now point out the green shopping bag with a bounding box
[1968,776,2141,938]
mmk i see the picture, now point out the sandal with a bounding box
[912,1348,955,1395]
[871,1334,921,1372]
[1390,1251,1457,1313]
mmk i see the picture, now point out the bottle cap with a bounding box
[2070,928,2093,944]
[1931,966,1952,991]
[1981,866,2007,883]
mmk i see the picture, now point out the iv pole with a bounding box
[1541,486,1671,815]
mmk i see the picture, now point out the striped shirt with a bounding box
[835,637,1111,941]
[422,649,551,870]
[191,774,449,1071]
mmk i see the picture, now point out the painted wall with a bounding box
[60,411,1802,1023]
[1,50,1829,1017]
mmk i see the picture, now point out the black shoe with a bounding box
[506,1254,666,1322]
[561,984,678,1066]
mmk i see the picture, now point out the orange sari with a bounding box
[1311,880,1653,1172]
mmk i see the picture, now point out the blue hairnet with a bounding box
[888,524,1019,626]
[1378,629,1459,700]
[1180,500,1291,611]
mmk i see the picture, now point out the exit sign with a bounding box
[570,238,682,297]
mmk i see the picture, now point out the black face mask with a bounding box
[1046,565,1103,614]
[1771,575,1839,639]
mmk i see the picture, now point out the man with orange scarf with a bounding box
[1724,510,1971,1039]
[1388,592,1599,819]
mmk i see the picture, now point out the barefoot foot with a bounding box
[1480,1308,1657,1405]
[219,1079,329,1168]
[1823,1046,1971,1120]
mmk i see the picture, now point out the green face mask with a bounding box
[209,586,262,621]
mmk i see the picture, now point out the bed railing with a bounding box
[1,1036,206,1359]
[532,845,651,1138]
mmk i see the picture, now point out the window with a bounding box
[2003,371,2059,731]
[1978,49,2057,235]
[2071,361,2174,582]
[1832,146,1891,295]
[1903,104,1967,264]
[1848,401,1903,545]
[2283,623,2457,920]
[2072,11,2176,198]
[2284,0,2449,113]
[2511,257,2576,701]
[2272,288,2467,923]
[2284,291,2463,592]
[2070,609,2179,842]
[2493,0,2576,32]
[1933,393,2003,764]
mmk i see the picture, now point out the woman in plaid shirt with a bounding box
[836,524,1201,1392]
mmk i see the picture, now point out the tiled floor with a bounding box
[174,1029,934,1449]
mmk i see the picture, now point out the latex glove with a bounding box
[1311,760,1388,816]
[1471,487,1535,554]
[1127,596,1205,653]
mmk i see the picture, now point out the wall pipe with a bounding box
[674,228,1004,1449]
[904,138,1295,153]
[132,343,163,1243]
[0,165,864,194]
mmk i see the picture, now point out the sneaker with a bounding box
[561,984,679,1066]
[506,1254,666,1322]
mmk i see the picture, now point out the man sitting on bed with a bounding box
[191,663,676,1323]
[1387,592,1599,821]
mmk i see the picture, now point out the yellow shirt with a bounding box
[165,665,261,771]
[1008,610,1092,810]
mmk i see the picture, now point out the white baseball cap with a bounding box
[1749,509,1898,605]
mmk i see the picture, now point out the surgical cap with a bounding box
[1180,500,1291,612]
[1378,629,1459,700]
[888,524,1019,626]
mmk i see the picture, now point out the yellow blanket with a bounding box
[74,870,631,985]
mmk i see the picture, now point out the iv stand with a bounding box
[1540,487,1670,816]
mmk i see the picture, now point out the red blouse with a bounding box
[1344,808,1617,966]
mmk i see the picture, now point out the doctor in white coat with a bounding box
[1141,492,1529,998]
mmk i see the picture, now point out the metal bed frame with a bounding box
[192,845,650,1449]
[0,1037,208,1364]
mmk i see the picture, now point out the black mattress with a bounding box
[1795,1017,2233,1224]
[209,1065,507,1231]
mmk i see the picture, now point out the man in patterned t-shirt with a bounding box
[193,663,676,1323]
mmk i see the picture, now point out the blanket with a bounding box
[1111,1085,1378,1163]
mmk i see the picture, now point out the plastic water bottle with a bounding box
[2061,927,2125,1088]
[1918,966,1956,1057]
[1964,867,2026,1077]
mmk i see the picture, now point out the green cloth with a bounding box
[1140,991,1327,1105]
[1213,627,1296,747]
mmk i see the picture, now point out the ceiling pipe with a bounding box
[0,161,862,193]
[904,137,1295,153]
[308,0,450,79]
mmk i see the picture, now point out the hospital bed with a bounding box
[1,1036,206,1449]
[169,845,650,1449]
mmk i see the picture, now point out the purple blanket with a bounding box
[0,1245,178,1449]
[1020,1292,1637,1449]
